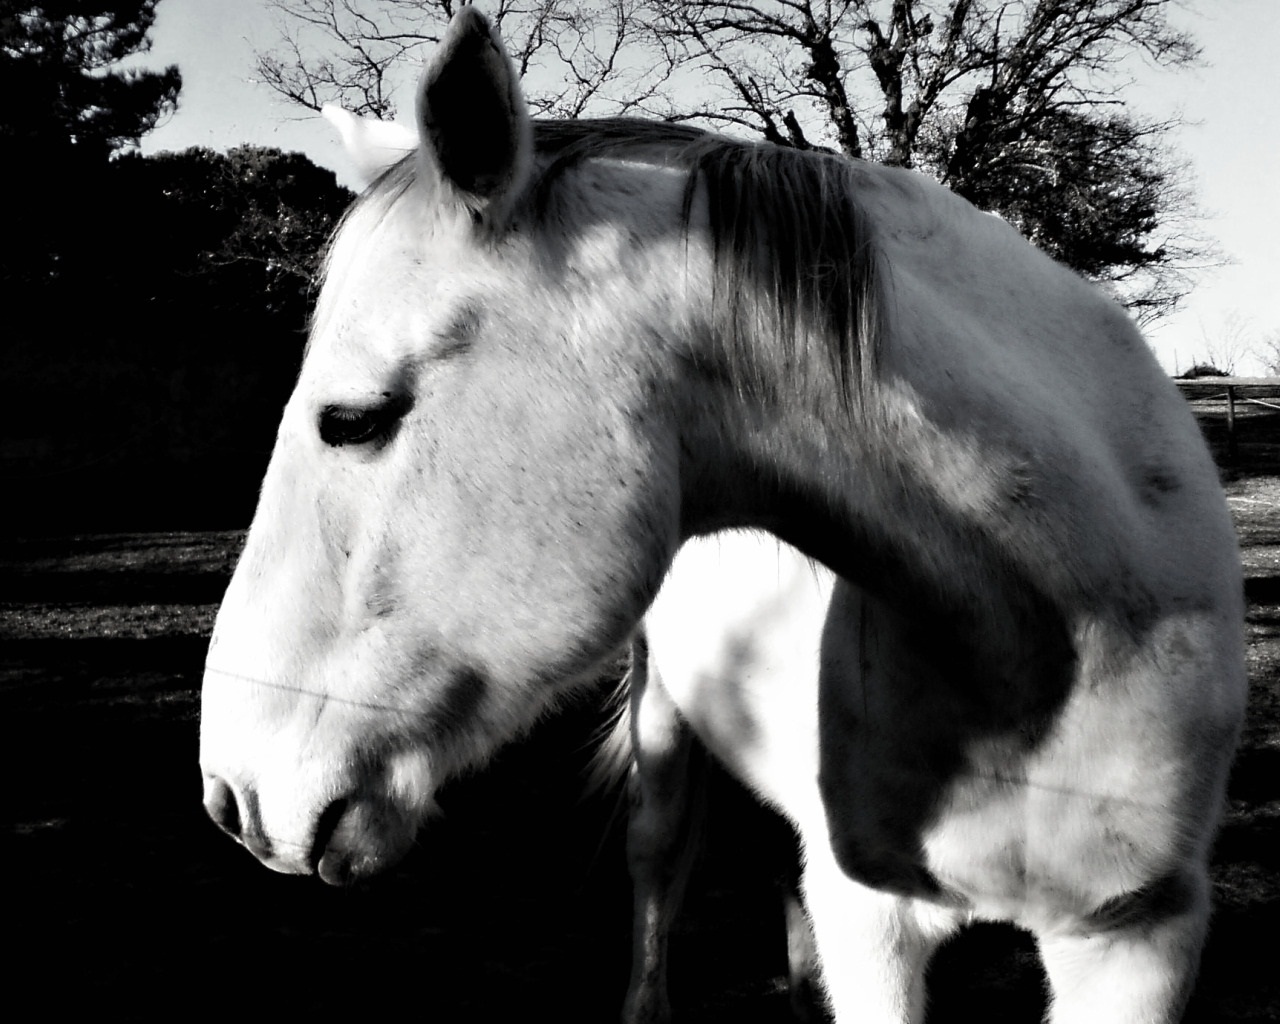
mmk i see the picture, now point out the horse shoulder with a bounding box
[847,164,1234,618]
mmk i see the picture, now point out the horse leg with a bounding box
[1037,866,1210,1024]
[622,634,705,1024]
[800,834,959,1023]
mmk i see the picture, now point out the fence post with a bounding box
[1226,385,1237,463]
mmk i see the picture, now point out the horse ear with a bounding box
[416,7,532,217]
[322,105,417,186]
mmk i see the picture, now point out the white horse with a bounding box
[200,10,1245,1022]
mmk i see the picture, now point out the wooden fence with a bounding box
[1175,377,1280,461]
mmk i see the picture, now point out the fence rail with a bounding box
[1175,377,1280,461]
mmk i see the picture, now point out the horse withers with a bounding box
[200,9,1245,1022]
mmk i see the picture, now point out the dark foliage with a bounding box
[1,1,182,285]
[1,145,353,530]
[939,106,1181,284]
[0,0,181,161]
[1177,363,1231,380]
[1,3,358,530]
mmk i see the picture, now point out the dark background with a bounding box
[1,144,354,535]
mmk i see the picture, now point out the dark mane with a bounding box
[531,118,883,409]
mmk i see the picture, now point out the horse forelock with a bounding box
[316,118,884,411]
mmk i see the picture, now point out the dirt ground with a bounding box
[2,400,1277,1022]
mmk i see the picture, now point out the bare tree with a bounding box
[1253,330,1280,378]
[255,0,1217,323]
[255,0,666,118]
[644,0,1215,323]
[1183,310,1254,376]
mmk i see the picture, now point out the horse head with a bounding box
[200,9,690,883]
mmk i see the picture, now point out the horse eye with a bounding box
[318,398,407,448]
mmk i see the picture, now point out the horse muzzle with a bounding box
[201,772,419,885]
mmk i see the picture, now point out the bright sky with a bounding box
[136,0,1279,375]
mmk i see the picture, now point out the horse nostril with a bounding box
[204,775,242,839]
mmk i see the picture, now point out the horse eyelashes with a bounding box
[318,399,407,448]
[318,405,382,447]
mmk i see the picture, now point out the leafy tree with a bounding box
[2,140,353,529]
[110,145,353,303]
[101,146,354,505]
[0,0,180,161]
[254,0,1214,324]
[76,144,351,415]
[0,1,182,288]
[0,8,367,527]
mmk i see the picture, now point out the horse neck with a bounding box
[670,348,1076,694]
